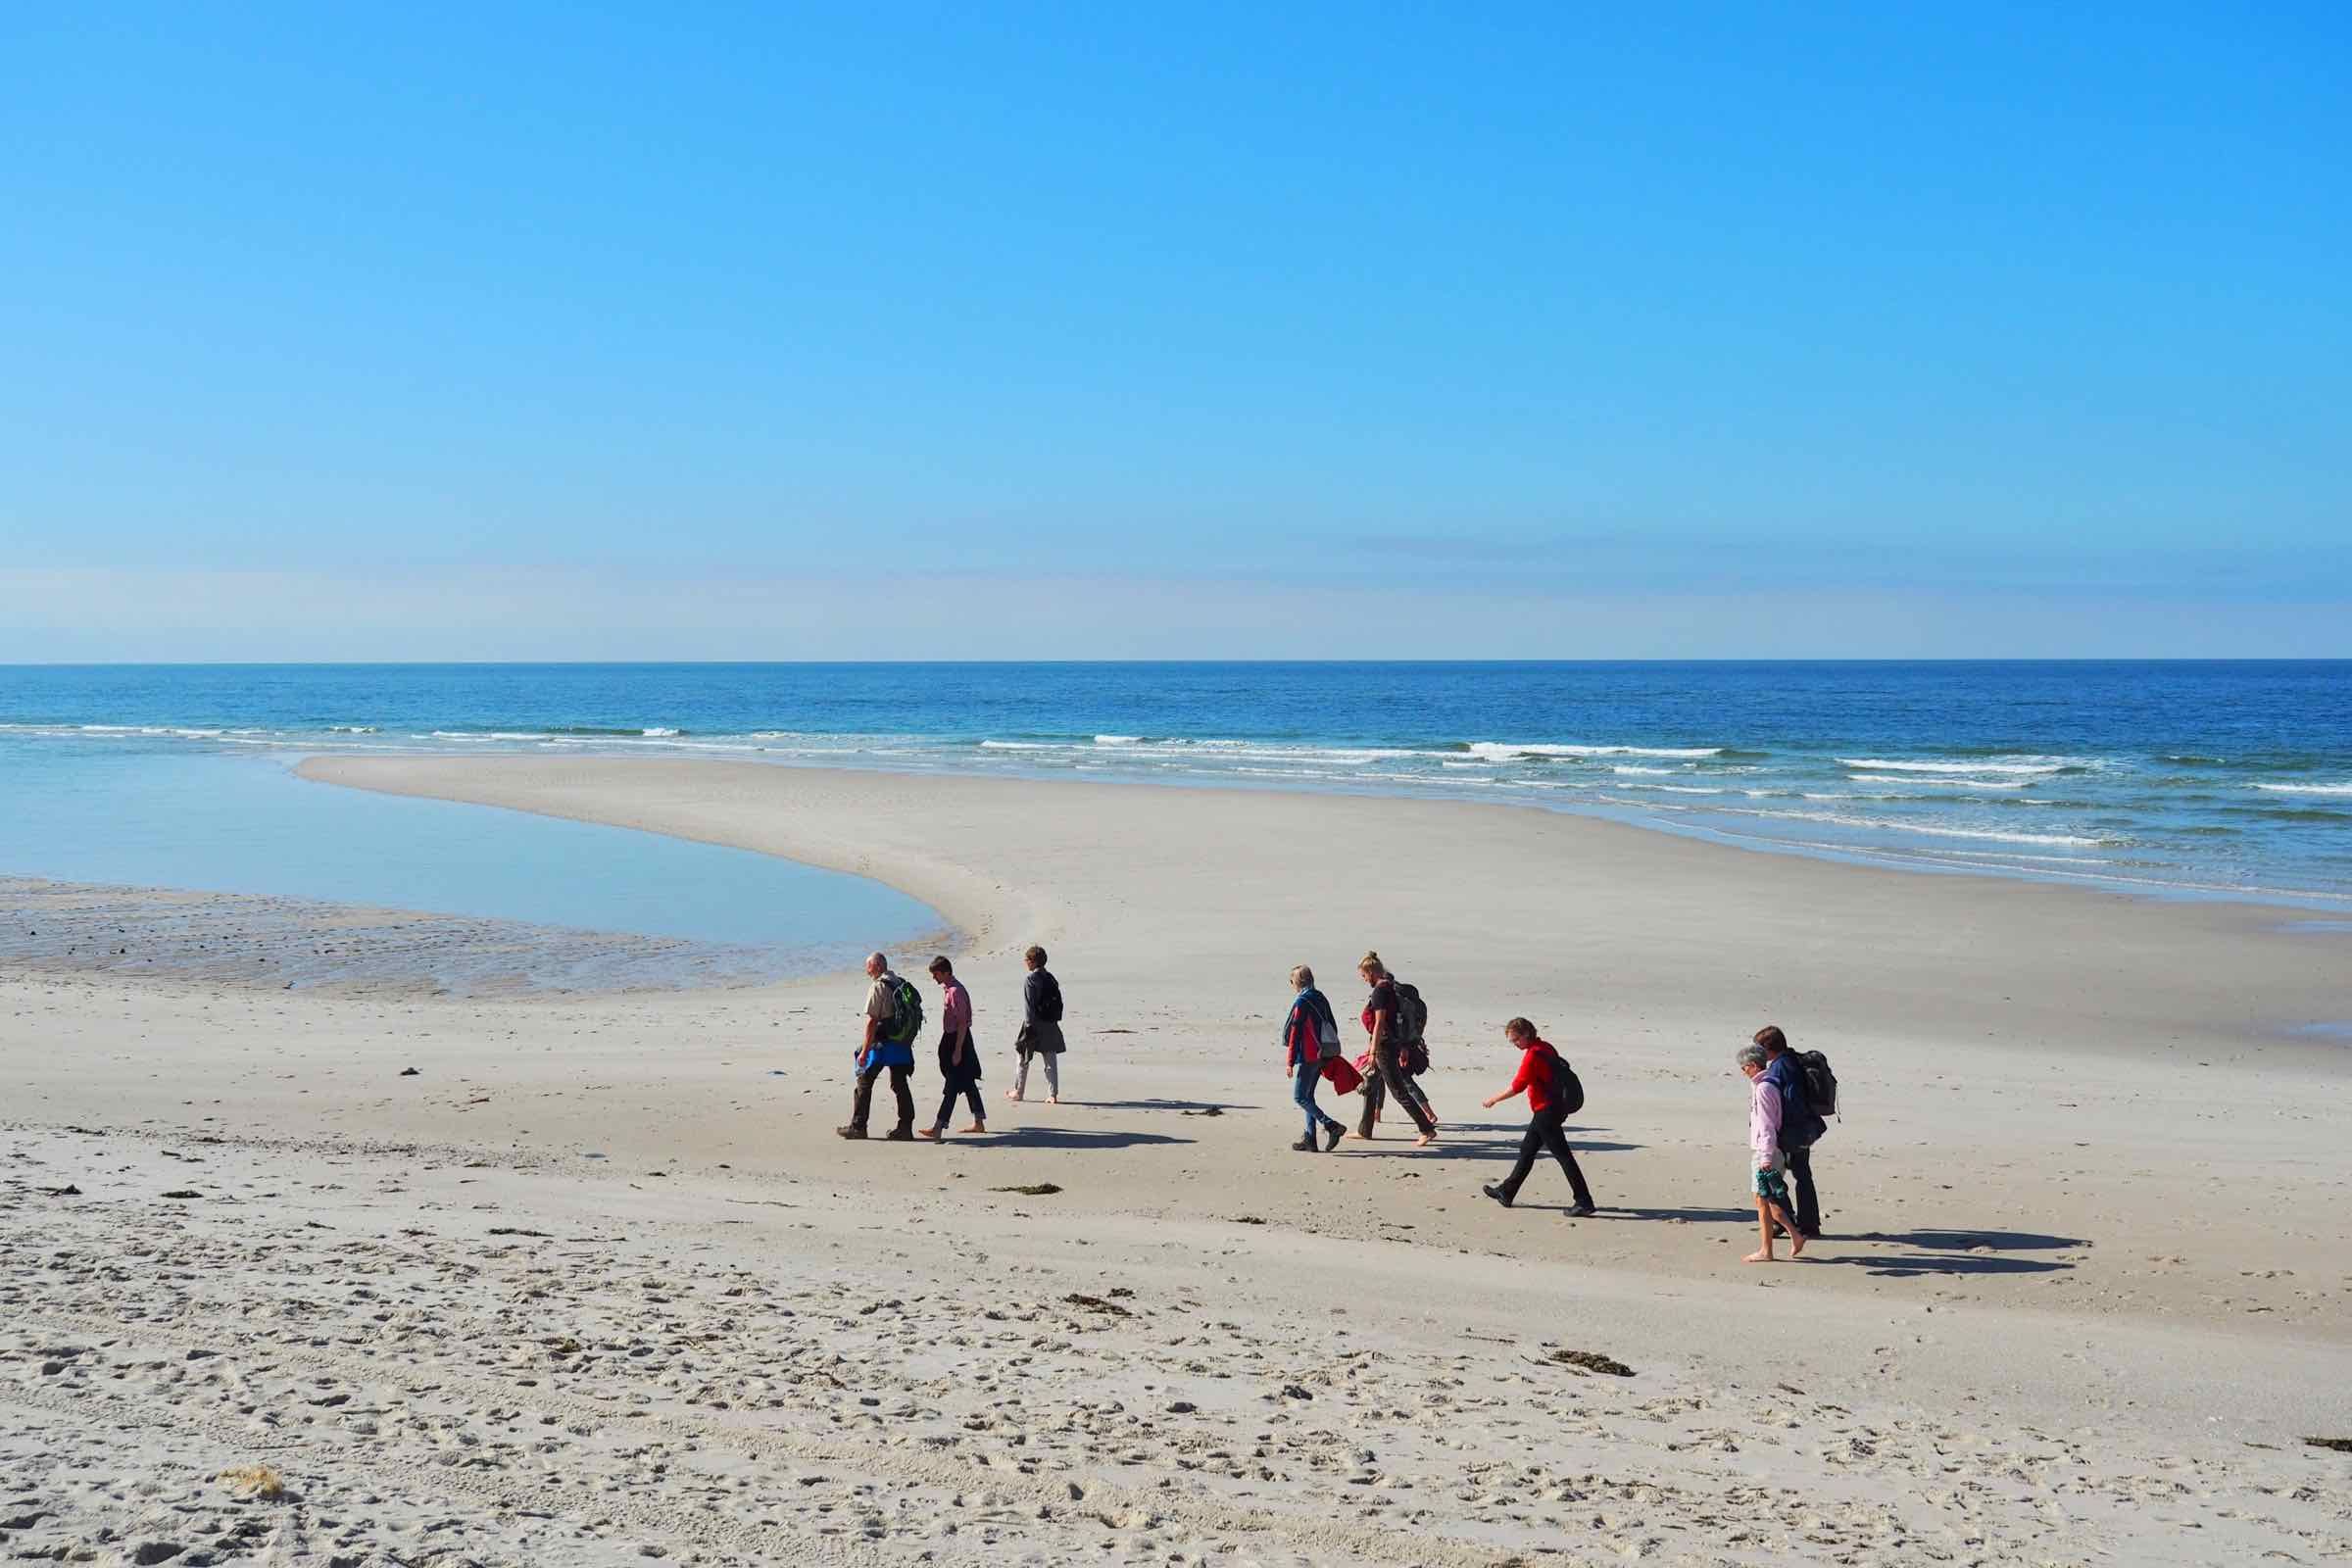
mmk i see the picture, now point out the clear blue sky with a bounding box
[3,4,2345,659]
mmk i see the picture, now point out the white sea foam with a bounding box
[1847,773,2034,790]
[2253,782,2352,796]
[978,740,1056,751]
[1467,741,1722,761]
[640,727,682,737]
[1093,734,1143,745]
[1838,757,2076,776]
[1755,808,2107,847]
[1611,764,1679,775]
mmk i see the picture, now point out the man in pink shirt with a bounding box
[918,956,986,1140]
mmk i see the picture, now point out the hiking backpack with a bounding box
[1548,1052,1586,1116]
[1036,971,1065,1022]
[1387,979,1429,1046]
[884,976,925,1045]
[1798,1050,1838,1119]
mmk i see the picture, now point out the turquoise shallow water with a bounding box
[0,748,938,972]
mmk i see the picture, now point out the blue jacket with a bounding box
[1763,1053,1827,1150]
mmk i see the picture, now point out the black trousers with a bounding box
[1784,1144,1821,1234]
[1495,1107,1594,1206]
[1356,1040,1435,1137]
[850,1062,914,1134]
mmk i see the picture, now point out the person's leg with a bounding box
[1536,1113,1596,1208]
[923,1079,956,1137]
[1355,1067,1385,1137]
[887,1064,916,1136]
[959,1082,987,1128]
[1041,1054,1059,1101]
[1747,1194,1776,1263]
[846,1064,879,1133]
[1378,1047,1435,1137]
[1486,1116,1546,1203]
[1786,1145,1820,1235]
[1009,1051,1029,1101]
[1292,1067,1320,1142]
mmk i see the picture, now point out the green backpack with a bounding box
[884,976,925,1045]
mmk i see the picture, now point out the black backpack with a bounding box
[1034,970,1064,1022]
[1386,979,1428,1046]
[1546,1051,1585,1116]
[1798,1050,1838,1119]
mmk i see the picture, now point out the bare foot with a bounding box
[958,1122,987,1134]
[1348,1130,1372,1140]
[1004,1091,1023,1102]
[1045,1096,1060,1105]
[915,1128,943,1142]
[1413,1132,1436,1148]
[1788,1232,1807,1256]
[1742,1249,1776,1264]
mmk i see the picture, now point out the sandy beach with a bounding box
[7,755,2350,1566]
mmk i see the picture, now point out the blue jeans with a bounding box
[1293,1061,1338,1137]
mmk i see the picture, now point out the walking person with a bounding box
[1738,1041,1808,1262]
[1351,952,1436,1147]
[917,956,986,1141]
[838,952,918,1141]
[1756,1025,1826,1238]
[1282,965,1348,1152]
[1479,1018,1597,1214]
[1007,945,1064,1104]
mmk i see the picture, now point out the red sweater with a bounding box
[1504,1040,1567,1115]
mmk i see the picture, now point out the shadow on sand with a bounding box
[1811,1227,2089,1278]
[969,1126,1193,1152]
[1057,1098,1258,1114]
[1342,1124,1644,1160]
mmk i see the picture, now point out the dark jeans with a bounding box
[850,1061,914,1135]
[1783,1144,1821,1234]
[1356,1040,1435,1137]
[1494,1107,1594,1206]
[933,1080,985,1128]
[1293,1061,1341,1138]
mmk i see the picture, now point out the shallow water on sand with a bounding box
[0,751,940,989]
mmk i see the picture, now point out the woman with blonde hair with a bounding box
[1353,951,1437,1147]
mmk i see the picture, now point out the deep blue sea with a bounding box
[4,662,2350,909]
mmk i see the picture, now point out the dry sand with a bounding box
[5,754,2350,1565]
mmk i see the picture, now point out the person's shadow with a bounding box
[978,1126,1193,1151]
[1812,1228,2088,1277]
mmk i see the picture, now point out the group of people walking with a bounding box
[832,943,1835,1262]
[836,945,1065,1141]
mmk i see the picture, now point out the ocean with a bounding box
[4,662,2350,910]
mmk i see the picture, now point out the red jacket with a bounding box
[1505,1040,1568,1116]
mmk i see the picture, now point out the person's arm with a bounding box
[1483,1049,1534,1109]
[1753,1081,1783,1167]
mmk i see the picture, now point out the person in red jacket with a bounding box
[1479,1017,1598,1215]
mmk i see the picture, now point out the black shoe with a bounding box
[835,1125,866,1140]
[1567,1200,1597,1218]
[883,1127,915,1142]
[1482,1183,1513,1208]
[1320,1121,1345,1152]
[1292,1137,1316,1152]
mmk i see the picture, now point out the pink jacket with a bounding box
[1748,1076,1784,1169]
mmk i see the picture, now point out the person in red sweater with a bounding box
[1479,1018,1598,1215]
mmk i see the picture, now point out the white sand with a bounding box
[5,754,2349,1565]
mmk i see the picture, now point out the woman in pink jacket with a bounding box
[1738,1042,1807,1262]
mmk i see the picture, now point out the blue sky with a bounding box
[3,3,2346,659]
